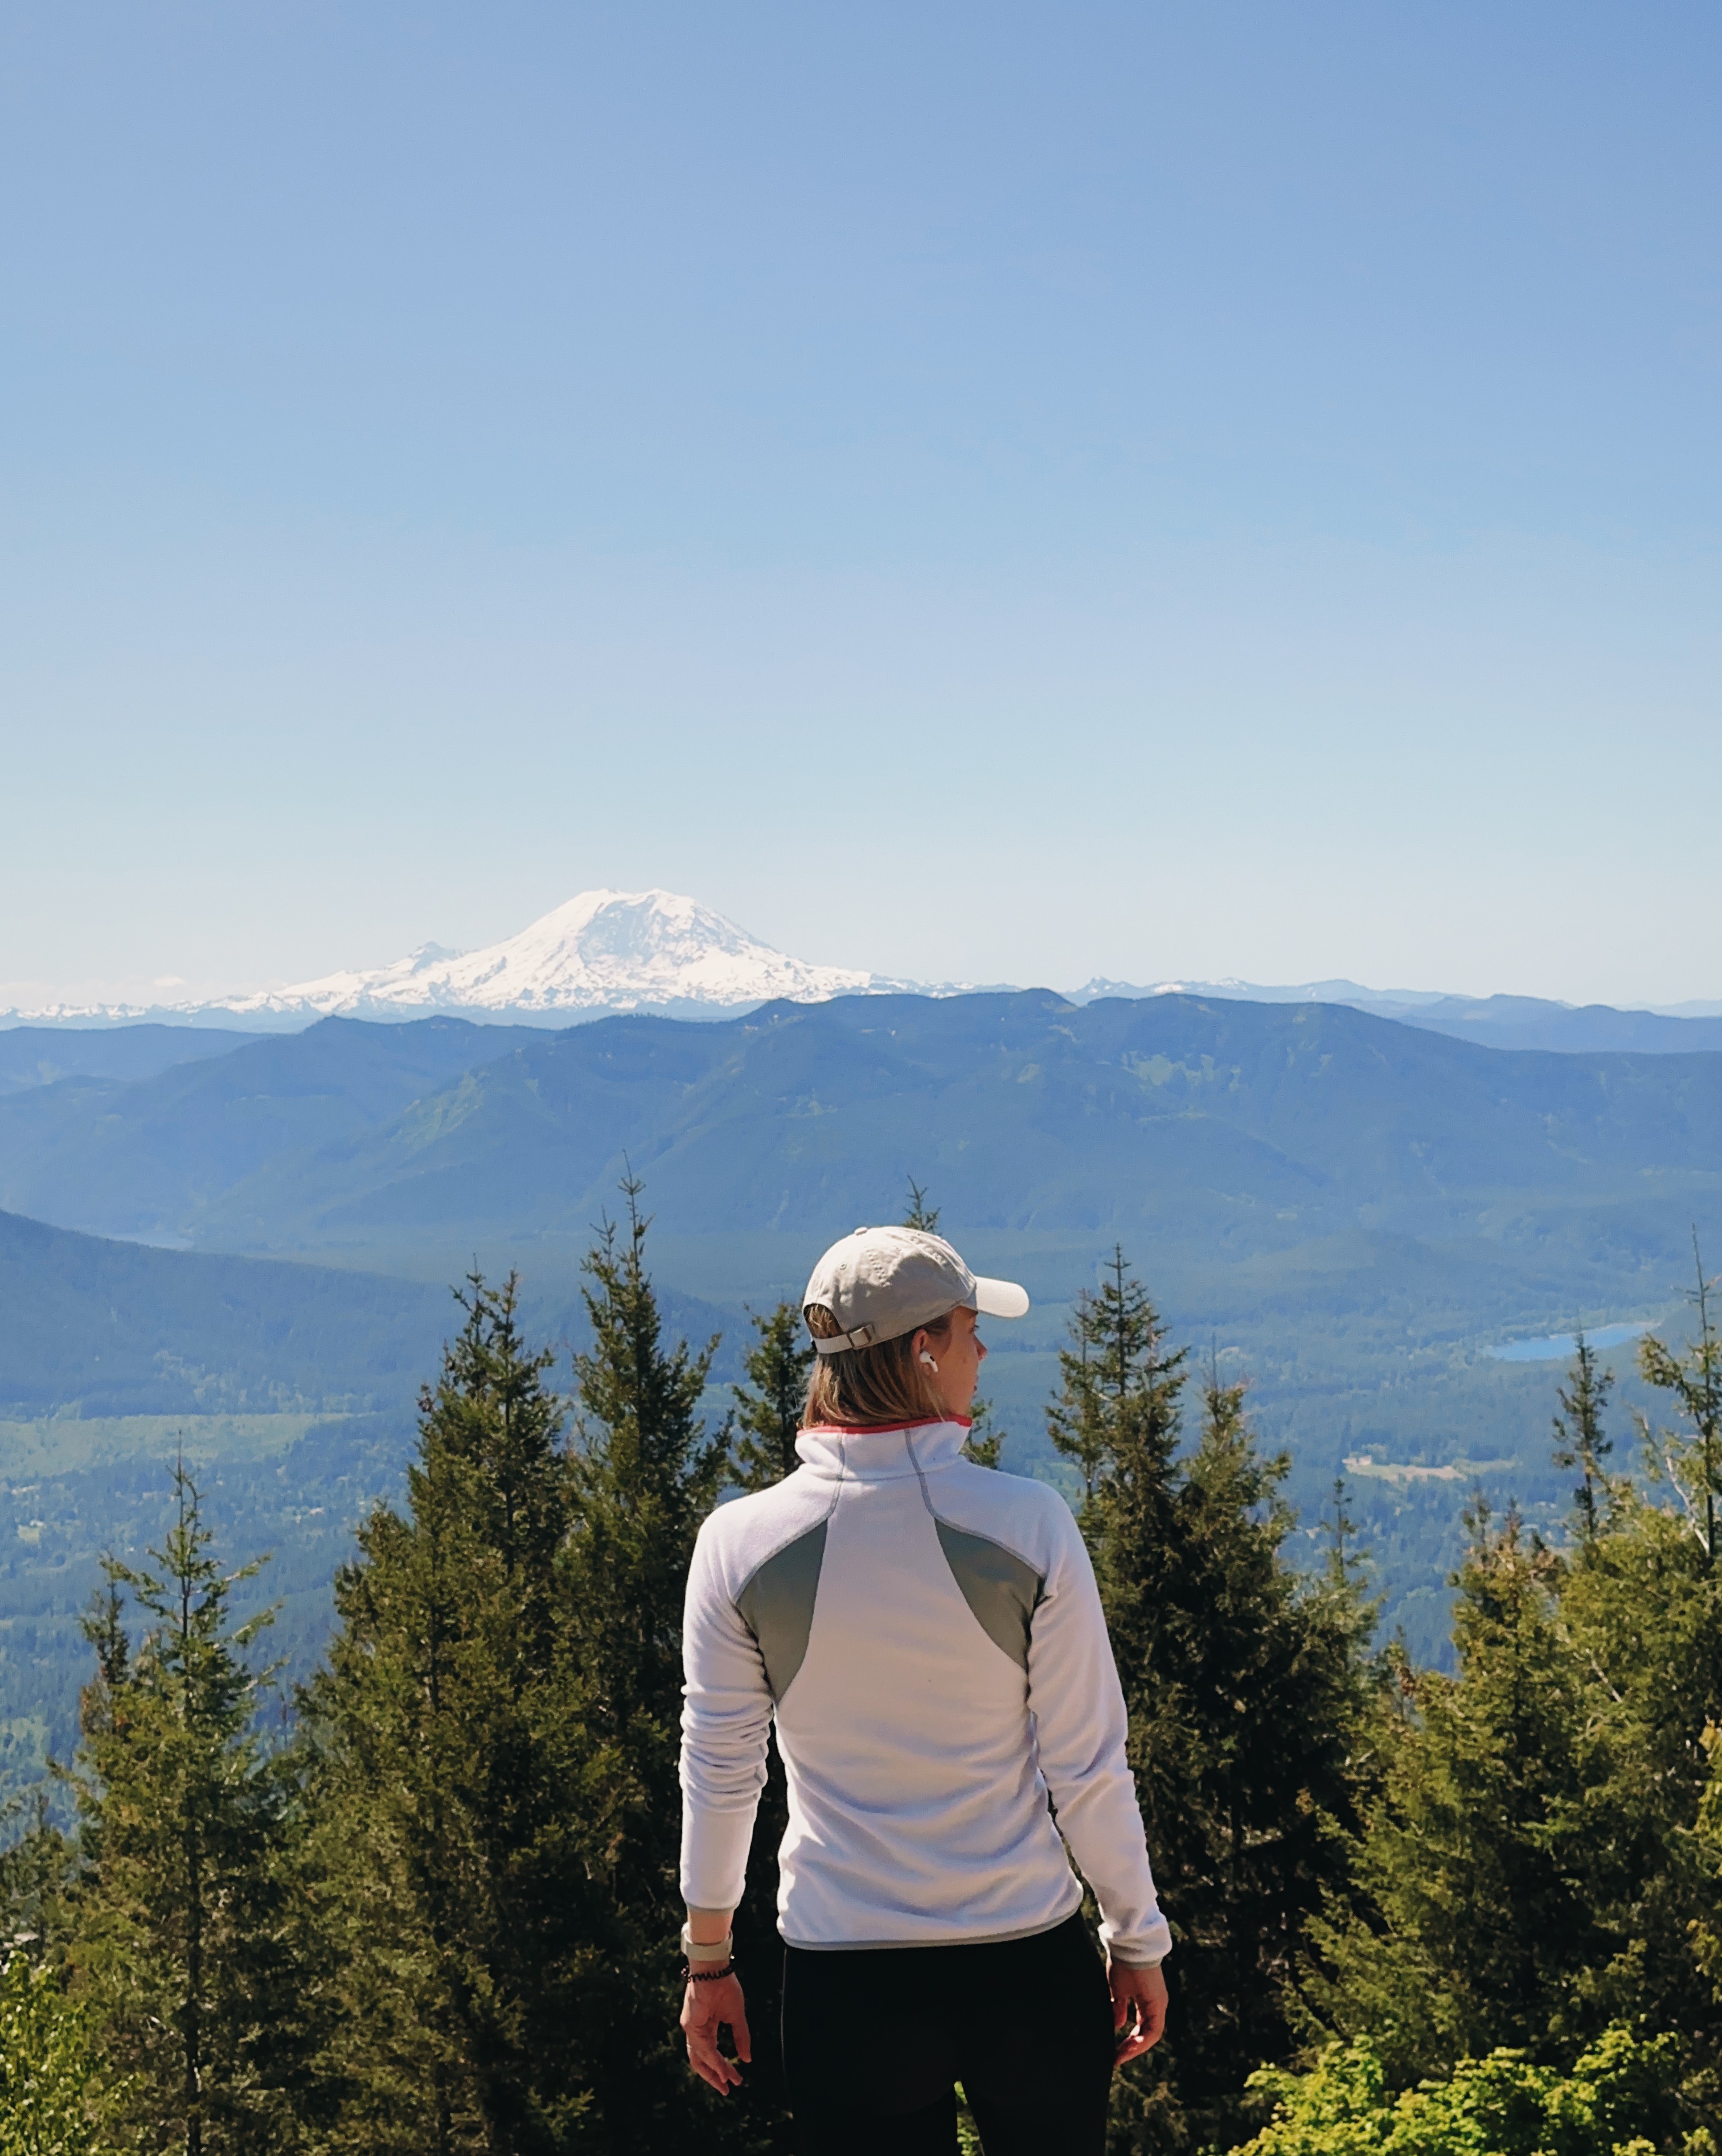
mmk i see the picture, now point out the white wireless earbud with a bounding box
[920,1351,938,1370]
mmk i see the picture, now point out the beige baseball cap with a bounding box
[802,1226,1030,1356]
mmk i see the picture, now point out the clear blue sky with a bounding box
[2,2,1717,1006]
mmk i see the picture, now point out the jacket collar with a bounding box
[795,1419,970,1481]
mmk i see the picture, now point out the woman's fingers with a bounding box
[1109,1961,1169,2067]
[680,1978,751,2093]
[687,2020,743,2094]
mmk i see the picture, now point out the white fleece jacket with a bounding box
[678,1418,1172,1964]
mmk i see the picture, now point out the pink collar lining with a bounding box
[801,1415,973,1436]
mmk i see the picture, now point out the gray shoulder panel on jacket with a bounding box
[736,1519,829,1701]
[935,1521,1044,1673]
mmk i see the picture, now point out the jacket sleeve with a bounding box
[1026,1507,1172,1966]
[679,1514,774,1913]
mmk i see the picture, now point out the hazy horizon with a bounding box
[2,880,1716,1022]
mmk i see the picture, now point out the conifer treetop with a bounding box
[1637,1232,1722,1565]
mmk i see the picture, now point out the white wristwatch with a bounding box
[680,1921,733,1965]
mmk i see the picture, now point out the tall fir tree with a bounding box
[730,1305,813,1493]
[1306,1501,1595,2081]
[723,1307,814,2128]
[1047,1247,1179,1516]
[1310,1337,1722,2135]
[1554,1482,1722,2125]
[0,1789,71,1957]
[563,1180,782,2149]
[901,1179,1002,1466]
[1047,1257,1378,2154]
[901,1178,940,1234]
[1637,1236,1722,1565]
[1551,1331,1616,1548]
[61,1464,300,2155]
[301,1274,600,2155]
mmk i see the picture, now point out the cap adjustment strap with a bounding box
[811,1321,877,1355]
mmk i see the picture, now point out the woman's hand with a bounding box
[1108,1958,1168,2067]
[681,1970,752,2095]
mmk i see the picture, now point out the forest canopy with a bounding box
[2,1190,1719,2153]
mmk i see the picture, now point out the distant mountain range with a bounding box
[3,891,890,1028]
[1074,981,1722,1055]
[4,887,1719,1054]
[3,989,1716,1522]
[3,986,1719,1740]
[3,991,1718,1306]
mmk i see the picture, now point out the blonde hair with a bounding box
[803,1304,955,1428]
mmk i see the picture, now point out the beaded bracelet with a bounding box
[682,1961,736,1983]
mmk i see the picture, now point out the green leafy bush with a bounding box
[1233,2024,1708,2156]
[0,1949,117,2156]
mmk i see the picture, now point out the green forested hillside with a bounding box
[0,1211,447,1782]
[3,995,1721,1260]
[0,1015,544,1240]
[0,994,1717,1674]
[0,1023,262,1095]
[0,1207,743,1785]
[0,1207,452,1419]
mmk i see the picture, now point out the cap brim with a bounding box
[974,1276,1030,1319]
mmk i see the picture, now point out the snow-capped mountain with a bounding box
[12,891,1715,1042]
[214,891,881,1023]
[101,891,877,1027]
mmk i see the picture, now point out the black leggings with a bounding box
[781,1912,1115,2156]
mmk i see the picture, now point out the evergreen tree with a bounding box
[562,1181,777,2148]
[1554,1485,1722,2121]
[567,1181,729,1908]
[724,1306,811,2128]
[960,1399,1005,1470]
[730,1305,813,1493]
[0,1790,71,1957]
[902,1178,940,1233]
[900,1179,1002,1465]
[301,1274,599,2154]
[1637,1236,1722,1565]
[62,1464,298,2155]
[1310,1336,1722,2130]
[1046,1259,1377,2153]
[1047,1247,1180,1517]
[1551,1333,1616,1548]
[1307,1502,1597,2081]
[1690,1723,1722,2002]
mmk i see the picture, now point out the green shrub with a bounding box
[0,1949,118,2156]
[1233,2023,1708,2156]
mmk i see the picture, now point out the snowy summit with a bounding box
[212,890,876,1024]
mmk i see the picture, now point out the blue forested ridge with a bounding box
[1383,991,1722,1055]
[4,990,1721,1249]
[0,1023,267,1096]
[0,989,1718,1784]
